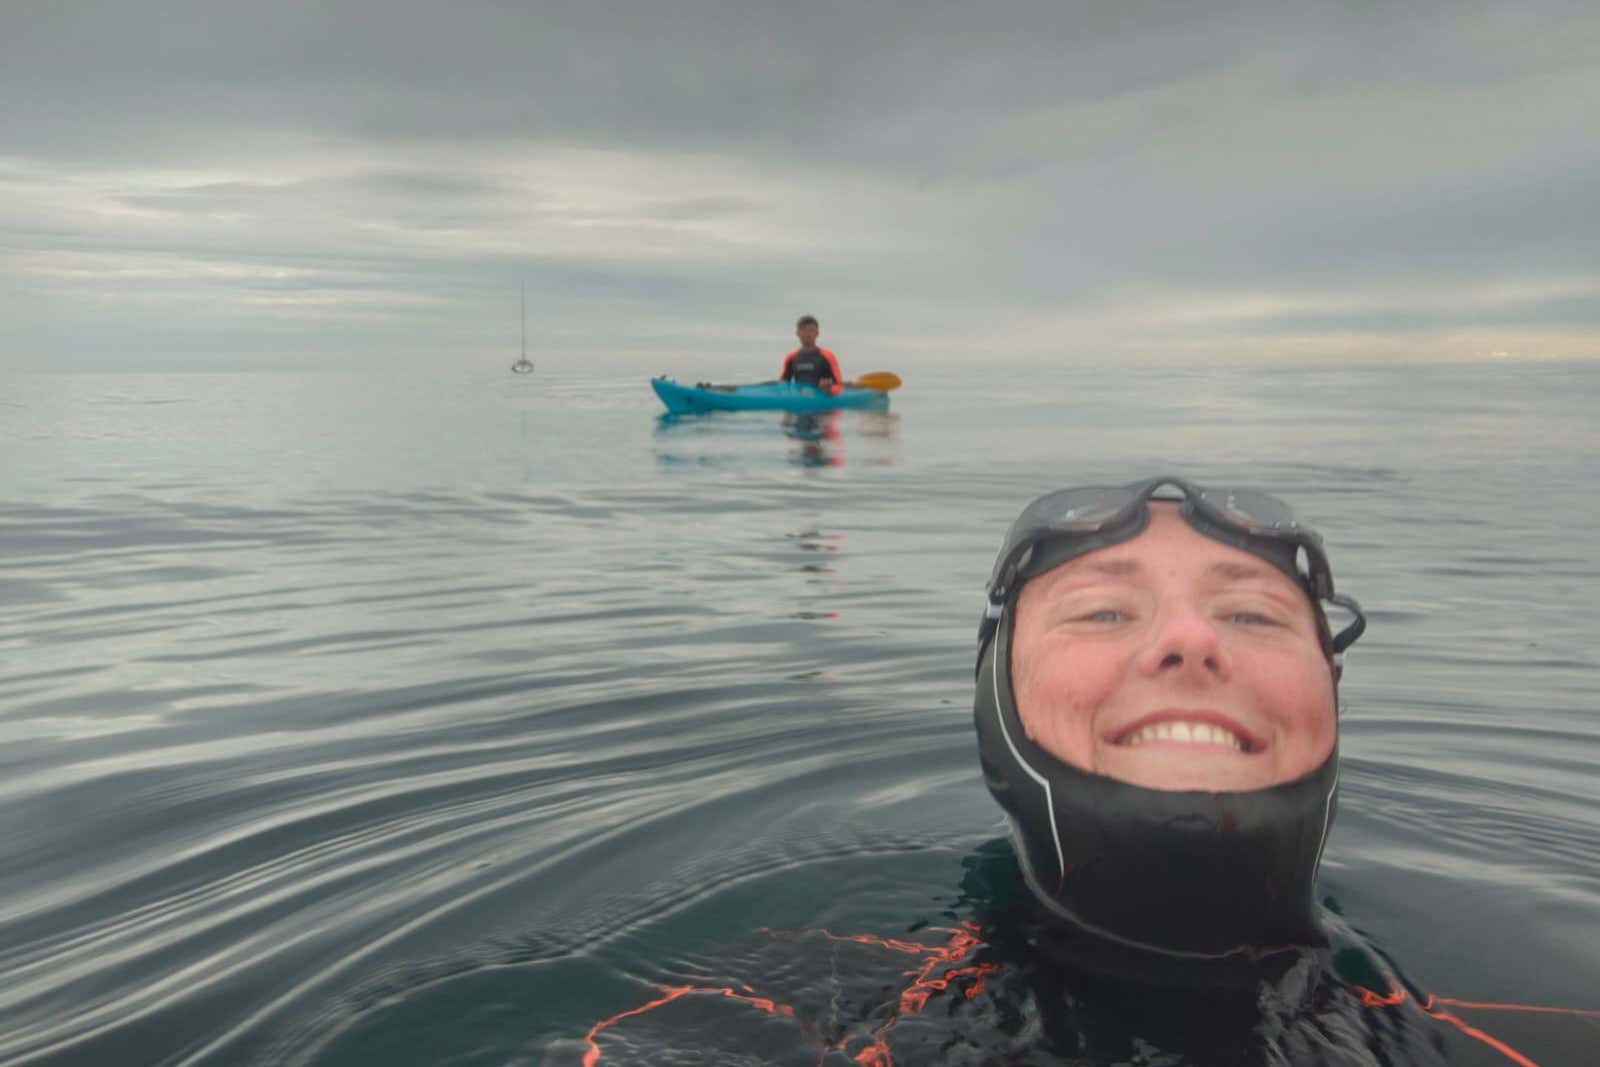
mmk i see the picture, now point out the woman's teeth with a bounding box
[1118,721,1249,751]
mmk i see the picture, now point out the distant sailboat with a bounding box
[511,283,535,374]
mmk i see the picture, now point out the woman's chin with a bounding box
[1094,742,1284,792]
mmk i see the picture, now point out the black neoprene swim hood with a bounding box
[972,478,1364,961]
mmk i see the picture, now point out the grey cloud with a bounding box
[4,0,1599,368]
[9,2,1582,165]
[103,174,534,241]
[1239,294,1600,337]
[640,196,753,222]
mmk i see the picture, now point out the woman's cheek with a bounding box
[1265,653,1337,748]
[1013,644,1066,742]
[1018,651,1095,740]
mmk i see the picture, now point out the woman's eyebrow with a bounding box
[1041,559,1142,596]
[1075,559,1143,578]
[1205,560,1279,582]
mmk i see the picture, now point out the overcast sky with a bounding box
[4,1,1597,371]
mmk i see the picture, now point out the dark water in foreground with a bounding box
[2,359,1597,1065]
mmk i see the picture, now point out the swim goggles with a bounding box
[978,476,1366,661]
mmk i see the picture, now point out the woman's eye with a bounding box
[1075,608,1125,623]
[1226,611,1277,626]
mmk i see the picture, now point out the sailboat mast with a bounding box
[520,282,527,360]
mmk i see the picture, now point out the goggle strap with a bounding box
[1327,593,1367,654]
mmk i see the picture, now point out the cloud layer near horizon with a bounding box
[4,1,1598,370]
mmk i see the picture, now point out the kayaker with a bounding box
[974,476,1366,958]
[778,315,842,392]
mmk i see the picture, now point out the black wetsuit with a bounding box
[780,347,840,388]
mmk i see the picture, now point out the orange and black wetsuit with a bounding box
[780,347,842,391]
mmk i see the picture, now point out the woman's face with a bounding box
[1009,503,1335,792]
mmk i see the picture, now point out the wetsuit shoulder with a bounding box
[818,348,842,383]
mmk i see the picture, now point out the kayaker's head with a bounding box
[973,477,1367,958]
[795,314,820,350]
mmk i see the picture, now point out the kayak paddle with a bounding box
[849,371,902,392]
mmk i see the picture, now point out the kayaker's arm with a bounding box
[818,348,842,393]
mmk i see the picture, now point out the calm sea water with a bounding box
[2,358,1597,1066]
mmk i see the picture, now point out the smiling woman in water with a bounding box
[578,477,1594,1064]
[974,476,1364,959]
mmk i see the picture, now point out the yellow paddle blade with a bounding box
[849,371,902,392]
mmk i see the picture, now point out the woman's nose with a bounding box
[1138,606,1230,681]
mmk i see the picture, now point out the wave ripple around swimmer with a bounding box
[4,360,1600,1066]
[0,480,983,1067]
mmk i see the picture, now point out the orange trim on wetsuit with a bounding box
[780,347,843,392]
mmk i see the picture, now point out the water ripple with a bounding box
[3,363,1598,1065]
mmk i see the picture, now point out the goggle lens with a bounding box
[983,478,1363,659]
[1024,483,1299,538]
[1020,486,1135,531]
[1194,487,1299,531]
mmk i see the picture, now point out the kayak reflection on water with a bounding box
[780,412,842,468]
[653,410,899,471]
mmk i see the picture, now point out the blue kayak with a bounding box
[650,376,890,414]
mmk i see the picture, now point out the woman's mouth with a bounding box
[1111,715,1262,754]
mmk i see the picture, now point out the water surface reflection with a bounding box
[654,410,901,470]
